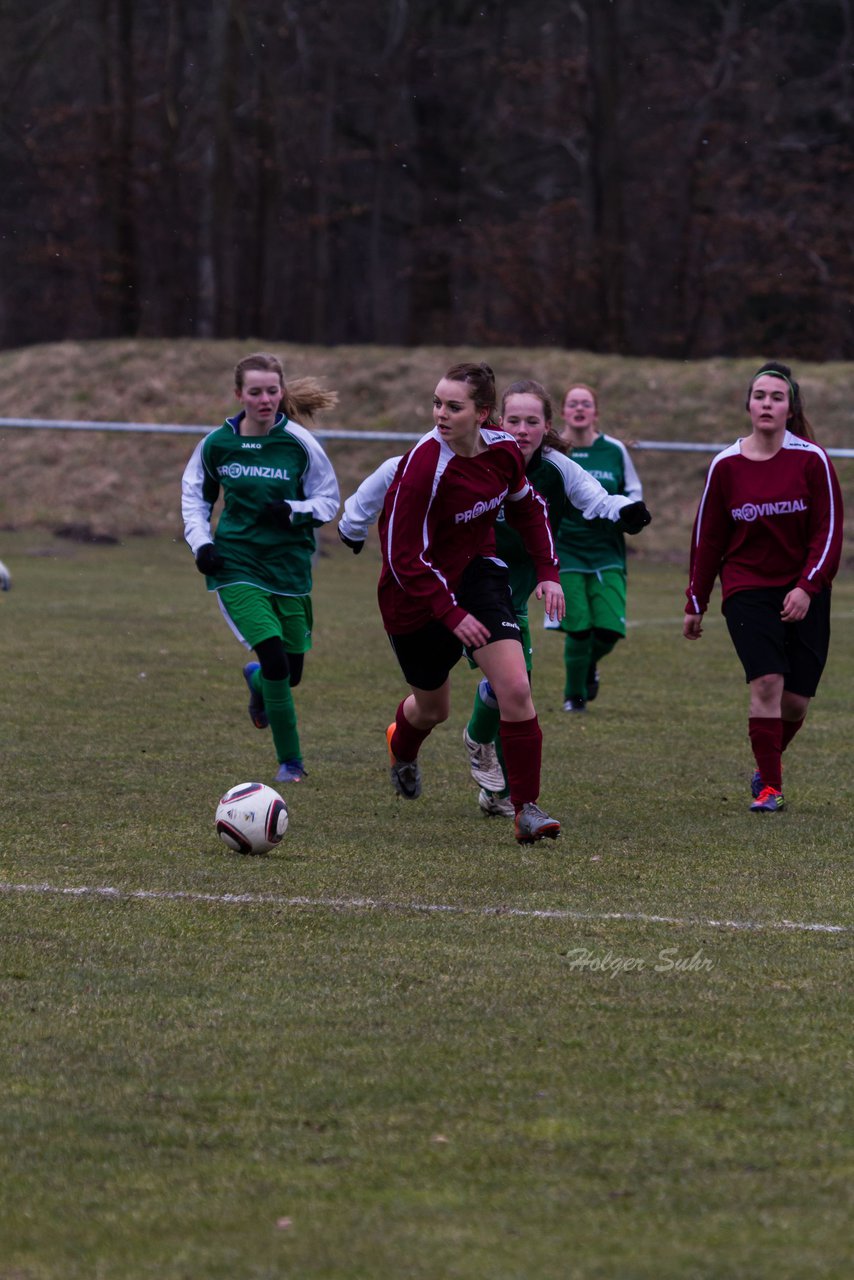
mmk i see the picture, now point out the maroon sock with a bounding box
[748,717,783,791]
[390,700,431,763]
[499,716,542,810]
[781,717,805,752]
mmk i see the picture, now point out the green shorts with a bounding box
[217,584,313,653]
[559,569,626,636]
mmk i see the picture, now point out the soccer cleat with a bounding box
[750,770,763,799]
[750,785,785,813]
[514,803,561,844]
[478,788,515,819]
[586,664,600,702]
[462,726,505,791]
[563,696,587,713]
[275,759,307,783]
[386,723,422,799]
[243,662,269,729]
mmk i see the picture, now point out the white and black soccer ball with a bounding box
[215,782,288,855]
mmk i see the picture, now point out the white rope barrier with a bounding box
[1,417,853,457]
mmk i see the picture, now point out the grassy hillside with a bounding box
[0,339,851,565]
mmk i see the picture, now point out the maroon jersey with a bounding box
[686,432,843,615]
[378,427,560,634]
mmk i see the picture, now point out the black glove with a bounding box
[338,527,364,555]
[264,500,293,529]
[619,501,652,535]
[195,543,225,574]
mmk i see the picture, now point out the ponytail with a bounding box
[444,362,498,426]
[280,378,339,422]
[747,360,814,442]
[234,352,338,425]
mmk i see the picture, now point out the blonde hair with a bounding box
[234,352,338,422]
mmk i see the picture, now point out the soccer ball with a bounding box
[215,782,289,855]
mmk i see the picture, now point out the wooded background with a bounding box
[2,0,852,358]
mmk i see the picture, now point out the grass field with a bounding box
[0,530,851,1279]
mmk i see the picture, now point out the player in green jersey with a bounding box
[182,352,340,784]
[462,381,650,815]
[551,382,646,712]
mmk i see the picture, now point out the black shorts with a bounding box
[389,557,521,691]
[723,585,831,697]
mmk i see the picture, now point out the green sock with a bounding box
[262,675,301,764]
[591,633,619,664]
[564,633,593,700]
[467,682,500,744]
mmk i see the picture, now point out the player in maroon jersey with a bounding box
[683,361,843,812]
[378,362,565,844]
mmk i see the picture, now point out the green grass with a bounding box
[0,531,852,1279]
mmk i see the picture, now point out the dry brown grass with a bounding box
[0,338,851,564]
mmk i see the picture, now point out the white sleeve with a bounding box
[613,437,643,501]
[546,450,633,523]
[338,456,401,542]
[181,438,216,554]
[282,422,341,525]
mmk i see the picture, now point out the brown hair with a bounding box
[234,352,338,423]
[443,362,498,426]
[501,379,565,452]
[746,360,814,442]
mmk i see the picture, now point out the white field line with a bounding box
[0,880,848,935]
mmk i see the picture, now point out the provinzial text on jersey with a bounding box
[217,463,292,481]
[731,498,808,521]
[454,488,509,524]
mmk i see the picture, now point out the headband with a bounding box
[750,370,795,403]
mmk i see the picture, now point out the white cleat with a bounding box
[478,788,515,819]
[463,727,505,791]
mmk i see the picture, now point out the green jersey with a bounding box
[555,433,642,572]
[181,412,340,596]
[495,445,633,613]
[496,451,569,614]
